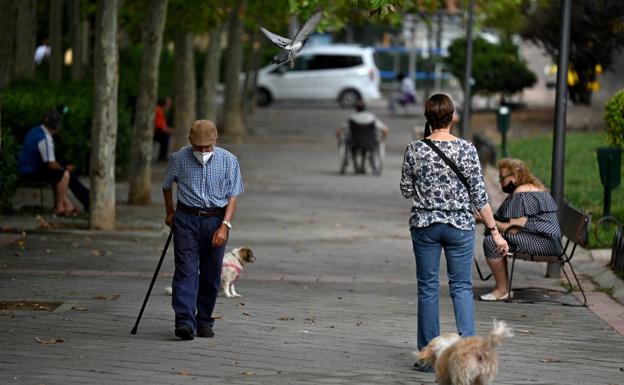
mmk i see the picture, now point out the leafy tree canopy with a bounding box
[446,36,536,98]
[521,0,624,104]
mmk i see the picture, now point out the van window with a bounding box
[308,55,364,70]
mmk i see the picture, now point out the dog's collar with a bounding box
[230,251,243,265]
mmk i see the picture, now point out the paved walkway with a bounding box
[1,102,623,384]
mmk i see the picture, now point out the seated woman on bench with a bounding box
[475,158,562,301]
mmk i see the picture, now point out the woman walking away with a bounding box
[400,94,509,372]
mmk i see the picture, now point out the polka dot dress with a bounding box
[484,191,563,259]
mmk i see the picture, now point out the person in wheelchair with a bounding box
[336,100,388,174]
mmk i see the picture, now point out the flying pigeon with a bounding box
[260,10,323,69]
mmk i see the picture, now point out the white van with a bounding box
[256,45,381,108]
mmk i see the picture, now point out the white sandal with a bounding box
[480,291,513,301]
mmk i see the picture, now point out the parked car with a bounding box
[256,45,381,108]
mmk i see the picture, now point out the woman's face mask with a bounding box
[502,180,517,194]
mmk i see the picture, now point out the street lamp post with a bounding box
[549,0,572,278]
[460,0,475,139]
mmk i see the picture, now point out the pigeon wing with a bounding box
[260,26,292,49]
[292,10,322,44]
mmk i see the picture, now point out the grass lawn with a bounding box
[507,132,623,248]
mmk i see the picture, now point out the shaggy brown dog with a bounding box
[416,320,513,385]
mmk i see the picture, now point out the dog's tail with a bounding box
[485,319,513,349]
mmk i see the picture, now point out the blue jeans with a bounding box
[172,209,226,332]
[411,223,475,350]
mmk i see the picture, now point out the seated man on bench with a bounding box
[336,100,388,173]
[17,109,90,215]
[475,158,562,301]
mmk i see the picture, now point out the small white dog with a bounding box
[220,247,255,298]
[415,319,513,385]
[163,247,255,298]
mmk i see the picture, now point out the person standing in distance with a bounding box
[163,120,244,340]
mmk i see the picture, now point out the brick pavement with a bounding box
[1,103,623,384]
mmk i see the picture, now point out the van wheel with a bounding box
[257,88,272,107]
[338,89,361,109]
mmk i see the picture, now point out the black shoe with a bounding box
[413,362,433,373]
[197,325,214,338]
[175,325,194,340]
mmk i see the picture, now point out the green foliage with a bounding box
[0,80,133,177]
[507,132,624,248]
[522,0,624,105]
[476,0,525,40]
[446,37,536,98]
[604,90,624,148]
[0,127,19,210]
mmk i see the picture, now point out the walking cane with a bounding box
[131,230,173,334]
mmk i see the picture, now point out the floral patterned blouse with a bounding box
[400,139,489,231]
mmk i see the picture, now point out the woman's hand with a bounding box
[492,231,509,256]
[473,210,484,224]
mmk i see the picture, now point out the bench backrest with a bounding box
[559,202,590,248]
[349,120,376,150]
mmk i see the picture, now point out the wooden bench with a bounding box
[506,202,590,306]
[15,178,49,208]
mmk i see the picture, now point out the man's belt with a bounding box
[177,203,225,218]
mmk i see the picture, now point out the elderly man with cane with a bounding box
[163,120,244,340]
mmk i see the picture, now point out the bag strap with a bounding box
[422,139,471,193]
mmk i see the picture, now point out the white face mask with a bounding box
[193,150,213,165]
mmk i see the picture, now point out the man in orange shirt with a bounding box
[154,97,174,162]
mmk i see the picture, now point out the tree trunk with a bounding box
[128,0,168,205]
[245,32,262,116]
[200,26,223,122]
[222,2,245,139]
[13,0,37,80]
[49,0,64,82]
[89,0,119,230]
[240,28,256,117]
[172,32,196,150]
[0,0,16,88]
[70,0,86,81]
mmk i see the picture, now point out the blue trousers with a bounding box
[172,209,225,331]
[411,223,475,350]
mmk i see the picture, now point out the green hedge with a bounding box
[0,80,133,209]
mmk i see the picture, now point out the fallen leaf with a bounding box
[70,306,88,312]
[541,358,562,363]
[35,337,64,345]
[242,312,252,316]
[111,294,120,300]
[517,329,536,334]
[179,370,191,376]
[241,372,256,376]
[213,315,222,320]
[279,316,295,321]
[93,295,107,300]
[91,250,101,257]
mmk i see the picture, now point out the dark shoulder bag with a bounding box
[421,139,470,192]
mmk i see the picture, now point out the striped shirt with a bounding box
[163,146,244,208]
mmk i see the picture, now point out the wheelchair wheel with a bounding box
[370,142,384,175]
[338,141,349,174]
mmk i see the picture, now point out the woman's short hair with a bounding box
[424,94,454,130]
[498,158,544,188]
